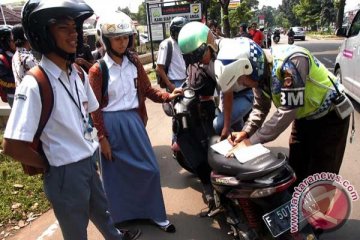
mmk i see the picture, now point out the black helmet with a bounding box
[0,25,13,51]
[22,0,93,58]
[169,17,188,40]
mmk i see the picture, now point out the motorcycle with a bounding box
[273,34,280,44]
[207,136,318,240]
[288,36,295,45]
[162,83,216,177]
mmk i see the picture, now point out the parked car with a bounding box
[290,26,306,40]
[334,10,360,104]
[139,33,149,44]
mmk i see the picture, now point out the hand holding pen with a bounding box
[227,131,249,146]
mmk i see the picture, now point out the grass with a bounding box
[0,131,50,233]
[147,69,157,83]
[307,31,343,39]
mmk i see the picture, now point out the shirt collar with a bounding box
[103,53,129,68]
[40,56,77,80]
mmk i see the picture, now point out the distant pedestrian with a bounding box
[236,23,252,39]
[248,22,264,46]
[11,23,39,86]
[0,25,16,106]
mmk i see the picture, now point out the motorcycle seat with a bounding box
[208,137,288,180]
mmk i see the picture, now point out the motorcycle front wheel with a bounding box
[174,150,195,174]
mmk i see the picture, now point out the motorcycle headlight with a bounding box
[183,88,195,99]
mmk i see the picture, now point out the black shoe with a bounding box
[120,228,141,240]
[157,222,176,233]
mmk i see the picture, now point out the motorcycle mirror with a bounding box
[183,88,195,98]
[162,102,174,117]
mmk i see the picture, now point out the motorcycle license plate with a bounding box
[262,201,292,237]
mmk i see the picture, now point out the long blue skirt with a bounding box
[100,109,167,223]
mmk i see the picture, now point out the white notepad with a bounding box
[211,140,270,164]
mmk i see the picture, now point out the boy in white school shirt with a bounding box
[1,0,140,239]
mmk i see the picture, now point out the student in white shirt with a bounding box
[11,23,39,87]
[2,1,140,239]
[156,17,188,91]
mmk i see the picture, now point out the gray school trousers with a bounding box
[43,149,123,240]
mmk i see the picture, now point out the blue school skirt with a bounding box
[100,109,167,223]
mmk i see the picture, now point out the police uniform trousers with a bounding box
[43,149,122,240]
[289,110,350,185]
[100,109,167,223]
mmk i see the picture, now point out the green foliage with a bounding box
[228,1,253,36]
[208,0,221,24]
[275,12,291,28]
[279,0,300,26]
[0,155,50,226]
[293,0,321,28]
[136,2,147,25]
[320,0,336,26]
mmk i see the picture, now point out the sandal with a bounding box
[158,222,176,233]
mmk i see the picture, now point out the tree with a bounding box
[136,2,147,25]
[218,0,231,37]
[320,0,336,27]
[279,0,300,26]
[334,0,346,29]
[260,6,276,28]
[228,1,253,36]
[293,0,321,29]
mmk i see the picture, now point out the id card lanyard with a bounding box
[58,75,94,142]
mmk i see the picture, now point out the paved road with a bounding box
[7,37,360,240]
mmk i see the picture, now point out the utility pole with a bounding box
[1,3,7,25]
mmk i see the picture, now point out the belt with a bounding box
[305,106,334,120]
[199,95,214,102]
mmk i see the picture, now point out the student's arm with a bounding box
[220,91,233,139]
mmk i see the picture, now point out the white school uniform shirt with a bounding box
[101,54,139,112]
[157,37,187,80]
[4,56,99,167]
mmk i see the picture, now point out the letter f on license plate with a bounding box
[262,201,292,237]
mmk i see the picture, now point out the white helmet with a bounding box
[96,10,134,51]
[215,38,265,92]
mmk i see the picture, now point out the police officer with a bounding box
[215,38,351,185]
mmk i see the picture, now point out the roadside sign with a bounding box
[151,24,164,41]
[150,3,202,24]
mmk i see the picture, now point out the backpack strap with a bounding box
[164,39,173,74]
[98,59,109,97]
[73,63,85,84]
[22,65,53,175]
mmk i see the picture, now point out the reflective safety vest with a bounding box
[269,45,336,119]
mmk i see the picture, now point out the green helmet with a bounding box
[178,21,218,64]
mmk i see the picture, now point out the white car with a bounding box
[290,27,306,41]
[334,10,360,104]
[139,33,149,44]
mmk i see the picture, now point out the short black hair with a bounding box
[12,24,27,47]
